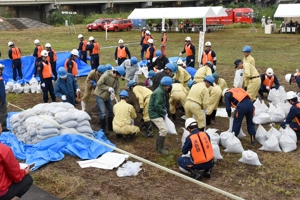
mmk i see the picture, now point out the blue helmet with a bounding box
[172,63,178,73]
[205,61,213,68]
[106,63,112,70]
[156,50,162,57]
[242,45,252,52]
[128,80,137,88]
[114,66,125,76]
[165,63,175,73]
[188,80,195,89]
[204,75,215,85]
[130,57,138,65]
[58,67,67,78]
[119,90,129,98]
[160,76,173,87]
[148,70,155,78]
[97,65,107,73]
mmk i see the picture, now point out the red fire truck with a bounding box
[206,8,254,25]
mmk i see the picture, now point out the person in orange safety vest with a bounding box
[145,38,156,67]
[33,39,44,76]
[86,36,100,70]
[77,34,88,64]
[114,39,131,65]
[258,68,280,99]
[177,118,215,180]
[179,36,196,68]
[201,41,217,70]
[8,41,23,81]
[64,49,79,77]
[45,43,57,80]
[140,30,153,60]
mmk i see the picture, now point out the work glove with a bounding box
[76,88,81,93]
[108,87,114,93]
[179,53,182,56]
[190,59,194,62]
[41,83,45,88]
[213,65,216,71]
[244,87,247,91]
[266,86,270,90]
[115,60,118,64]
[61,95,66,101]
[147,60,150,63]
[138,108,144,113]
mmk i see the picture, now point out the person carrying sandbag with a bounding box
[280,91,300,140]
[112,90,140,141]
[169,83,187,120]
[223,87,256,145]
[177,118,215,180]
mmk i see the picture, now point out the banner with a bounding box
[198,31,205,67]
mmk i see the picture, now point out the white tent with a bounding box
[274,4,300,18]
[127,8,171,19]
[211,6,228,17]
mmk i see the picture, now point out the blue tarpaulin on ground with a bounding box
[0,52,92,83]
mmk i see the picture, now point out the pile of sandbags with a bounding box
[10,102,93,144]
[5,76,43,94]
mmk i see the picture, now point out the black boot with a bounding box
[107,116,113,131]
[172,114,176,120]
[251,135,256,146]
[211,110,217,121]
[206,114,212,126]
[142,121,154,138]
[181,107,185,113]
[204,169,211,178]
[100,118,109,135]
[186,168,201,180]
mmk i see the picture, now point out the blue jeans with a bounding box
[95,96,113,119]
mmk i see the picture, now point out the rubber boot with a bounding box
[186,168,201,180]
[206,114,212,126]
[100,118,109,135]
[157,136,169,154]
[211,110,217,121]
[81,101,86,111]
[142,121,154,138]
[172,114,176,120]
[107,116,113,131]
[251,135,256,146]
[204,169,211,178]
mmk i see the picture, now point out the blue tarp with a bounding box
[0,52,92,83]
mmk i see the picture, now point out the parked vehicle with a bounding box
[206,8,254,25]
[87,18,114,32]
[105,18,133,32]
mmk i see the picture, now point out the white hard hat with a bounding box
[185,36,191,41]
[177,59,183,65]
[205,41,212,46]
[41,50,48,57]
[285,74,292,83]
[89,36,94,41]
[181,22,183,23]
[34,39,40,44]
[0,63,5,69]
[45,43,51,48]
[266,68,273,76]
[268,17,270,18]
[148,38,153,44]
[222,88,229,97]
[145,30,150,35]
[161,29,166,32]
[263,16,265,17]
[142,27,146,30]
[71,49,79,57]
[185,118,197,129]
[8,41,14,47]
[118,39,124,44]
[78,34,83,39]
[286,91,297,100]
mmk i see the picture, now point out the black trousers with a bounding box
[0,175,33,200]
[0,98,7,128]
[42,78,55,103]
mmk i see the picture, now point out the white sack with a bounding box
[266,126,281,140]
[61,121,78,128]
[267,103,276,116]
[181,128,190,147]
[76,126,93,134]
[30,85,37,93]
[29,76,38,86]
[19,109,39,122]
[23,83,30,93]
[253,113,271,124]
[256,124,268,145]
[36,133,59,141]
[12,83,23,94]
[220,131,232,148]
[32,103,47,112]
[233,69,244,88]
[261,100,269,113]
[283,126,297,143]
[253,98,263,116]
[238,150,262,166]
[36,115,61,129]
[164,116,177,134]
[60,128,77,134]
[10,113,20,124]
[116,161,142,177]
[267,86,286,104]
[73,110,91,122]
[212,141,223,160]
[5,82,14,93]
[224,134,244,153]
[77,120,90,127]
[141,66,149,78]
[37,128,60,136]
[54,112,77,124]
[279,132,297,153]
[53,102,75,109]
[269,104,286,123]
[36,84,42,94]
[48,107,68,116]
[259,133,281,152]
[206,128,220,145]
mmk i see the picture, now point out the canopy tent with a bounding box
[211,6,228,17]
[274,4,300,18]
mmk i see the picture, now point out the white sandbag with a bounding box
[54,112,77,124]
[256,124,268,145]
[220,131,232,148]
[10,113,20,124]
[227,117,245,137]
[5,85,11,93]
[261,100,269,113]
[259,133,281,152]
[61,121,78,128]
[39,106,54,116]
[279,132,297,153]
[29,76,38,86]
[19,109,39,122]
[52,102,74,109]
[212,141,223,160]
[48,106,68,116]
[77,120,90,127]
[60,128,77,134]
[30,85,37,93]
[5,82,14,93]
[266,126,281,140]
[216,108,228,118]
[269,104,285,123]
[233,69,243,88]
[253,98,263,116]
[267,103,276,116]
[36,133,59,141]
[36,115,61,129]
[37,128,60,136]
[181,128,190,147]
[283,126,297,143]
[164,116,177,134]
[32,103,47,112]
[206,129,220,145]
[12,83,23,94]
[36,84,42,94]
[267,86,286,104]
[17,125,26,134]
[253,113,271,124]
[73,110,91,122]
[283,101,291,116]
[76,126,93,134]
[224,133,244,153]
[238,150,262,166]
[23,83,30,93]
[25,116,43,127]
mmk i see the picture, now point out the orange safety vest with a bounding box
[228,88,250,108]
[143,35,151,45]
[82,40,87,51]
[145,46,156,59]
[91,42,100,55]
[37,46,44,58]
[117,47,127,58]
[190,132,214,164]
[11,47,21,60]
[202,51,213,65]
[47,49,57,63]
[161,34,167,45]
[295,103,300,126]
[185,44,194,56]
[42,62,52,79]
[263,75,274,88]
[64,58,78,76]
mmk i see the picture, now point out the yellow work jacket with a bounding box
[113,100,137,127]
[132,85,152,109]
[186,82,209,110]
[243,55,255,67]
[243,63,259,87]
[194,66,212,83]
[207,84,222,115]
[216,78,228,92]
[173,66,191,86]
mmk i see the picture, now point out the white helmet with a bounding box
[0,63,5,69]
[286,91,297,100]
[71,49,79,57]
[145,30,150,35]
[78,34,83,39]
[8,41,14,47]
[45,43,51,48]
[41,50,48,57]
[205,41,212,46]
[285,74,292,83]
[177,59,183,65]
[142,27,146,30]
[268,17,270,18]
[263,16,265,18]
[185,36,191,41]
[266,68,273,76]
[148,38,153,44]
[89,36,94,41]
[118,39,124,44]
[161,29,166,32]
[185,118,197,129]
[222,88,229,97]
[34,39,40,44]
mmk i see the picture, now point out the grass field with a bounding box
[3,24,300,200]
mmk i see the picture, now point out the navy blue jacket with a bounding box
[54,74,78,106]
[182,129,210,155]
[0,77,6,103]
[260,74,280,90]
[285,101,300,125]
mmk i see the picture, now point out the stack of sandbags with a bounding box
[253,98,271,124]
[74,110,93,137]
[11,82,23,94]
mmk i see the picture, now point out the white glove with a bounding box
[179,53,182,56]
[108,87,114,93]
[213,65,216,71]
[266,86,270,90]
[147,60,150,63]
[61,95,66,100]
[190,59,194,62]
[297,92,300,97]
[41,83,45,87]
[200,64,203,67]
[115,60,118,64]
[76,88,81,93]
